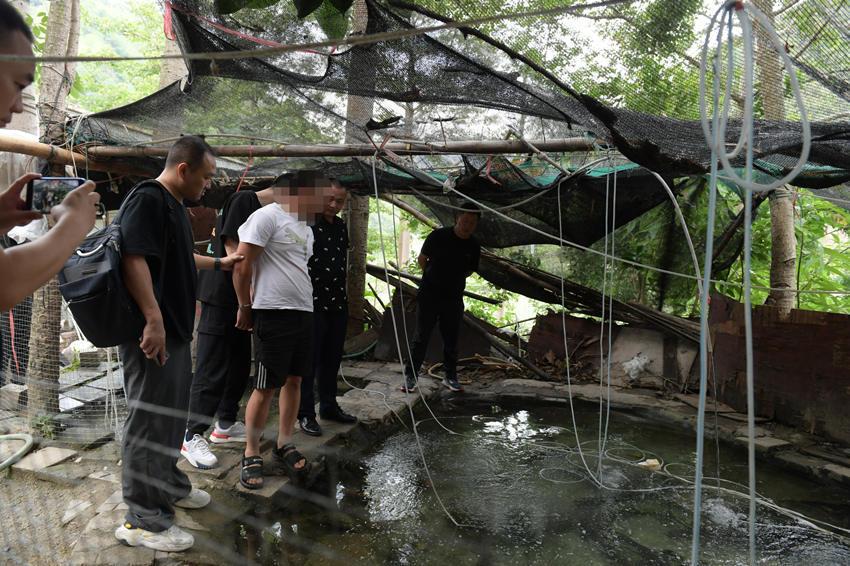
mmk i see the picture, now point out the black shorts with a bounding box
[252,309,314,389]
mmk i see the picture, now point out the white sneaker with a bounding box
[209,421,247,444]
[181,433,218,469]
[114,523,194,552]
[174,487,211,509]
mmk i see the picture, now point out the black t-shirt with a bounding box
[196,190,261,307]
[119,182,197,342]
[419,226,481,299]
[309,215,348,312]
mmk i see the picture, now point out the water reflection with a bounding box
[238,402,850,565]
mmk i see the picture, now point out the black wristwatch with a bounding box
[214,257,222,271]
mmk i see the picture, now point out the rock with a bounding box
[13,447,78,471]
[733,426,769,438]
[174,509,209,532]
[62,499,93,526]
[0,383,27,410]
[824,464,850,486]
[88,470,121,484]
[83,509,126,534]
[96,490,124,514]
[734,435,791,454]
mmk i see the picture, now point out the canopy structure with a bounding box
[27,0,850,315]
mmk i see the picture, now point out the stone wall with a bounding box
[710,293,850,444]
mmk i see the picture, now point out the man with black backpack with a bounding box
[113,136,243,553]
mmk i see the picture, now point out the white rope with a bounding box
[694,2,813,563]
[369,155,467,527]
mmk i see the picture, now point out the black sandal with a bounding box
[272,443,310,483]
[240,455,264,490]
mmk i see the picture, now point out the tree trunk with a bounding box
[28,0,80,424]
[754,0,796,316]
[344,0,374,336]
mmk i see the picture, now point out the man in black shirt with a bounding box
[114,137,243,553]
[297,181,357,436]
[181,187,275,469]
[402,202,481,393]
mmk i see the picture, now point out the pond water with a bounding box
[235,399,850,565]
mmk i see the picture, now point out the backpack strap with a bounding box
[117,180,174,301]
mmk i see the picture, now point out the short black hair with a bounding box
[165,135,216,169]
[458,201,481,216]
[0,1,34,43]
[271,169,337,194]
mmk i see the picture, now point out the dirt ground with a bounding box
[0,473,116,565]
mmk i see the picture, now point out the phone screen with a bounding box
[27,177,86,214]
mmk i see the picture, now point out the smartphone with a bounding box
[26,177,86,214]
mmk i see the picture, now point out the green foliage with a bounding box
[216,0,282,15]
[293,0,323,18]
[30,414,56,440]
[313,1,349,39]
[723,191,850,313]
[183,80,340,143]
[69,0,164,113]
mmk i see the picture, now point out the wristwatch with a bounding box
[214,257,222,271]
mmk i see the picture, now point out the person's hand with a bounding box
[219,252,245,271]
[235,306,253,331]
[0,173,43,235]
[140,316,167,366]
[50,180,100,235]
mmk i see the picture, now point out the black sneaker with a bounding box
[298,416,322,436]
[320,406,357,424]
[400,374,417,393]
[443,376,464,392]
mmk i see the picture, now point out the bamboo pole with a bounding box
[82,137,595,159]
[0,133,151,176]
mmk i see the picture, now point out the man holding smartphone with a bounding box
[0,1,101,311]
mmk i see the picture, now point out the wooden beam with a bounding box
[82,137,595,159]
[366,263,501,305]
[0,133,151,176]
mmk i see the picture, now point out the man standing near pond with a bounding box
[297,179,357,437]
[402,202,481,393]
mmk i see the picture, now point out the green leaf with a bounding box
[215,0,281,15]
[293,0,324,18]
[327,0,354,14]
[314,1,348,39]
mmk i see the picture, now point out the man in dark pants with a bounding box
[181,187,275,469]
[402,202,481,393]
[115,137,243,552]
[297,180,357,437]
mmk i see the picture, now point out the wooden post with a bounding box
[28,0,80,425]
[754,0,795,317]
[344,0,374,337]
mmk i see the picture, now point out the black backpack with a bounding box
[59,180,172,347]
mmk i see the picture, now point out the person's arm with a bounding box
[223,237,238,257]
[193,250,244,271]
[233,241,263,331]
[0,181,100,311]
[465,243,481,278]
[121,254,167,365]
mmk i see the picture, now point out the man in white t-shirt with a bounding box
[232,171,331,490]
